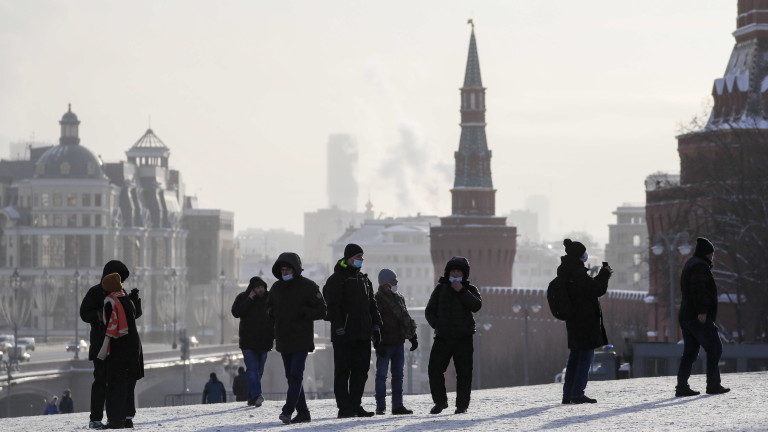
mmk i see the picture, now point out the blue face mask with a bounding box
[282,274,293,281]
[449,276,463,283]
[352,259,363,268]
[580,252,589,263]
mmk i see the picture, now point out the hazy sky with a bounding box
[0,1,735,244]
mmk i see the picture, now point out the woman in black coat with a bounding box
[557,239,611,405]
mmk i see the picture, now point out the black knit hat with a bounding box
[344,243,364,260]
[247,276,267,290]
[694,237,715,256]
[563,238,586,258]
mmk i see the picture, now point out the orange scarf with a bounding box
[96,290,129,360]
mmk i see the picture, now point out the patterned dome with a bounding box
[34,144,105,179]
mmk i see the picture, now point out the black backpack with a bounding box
[547,275,572,321]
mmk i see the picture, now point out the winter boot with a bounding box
[253,395,265,407]
[375,407,385,415]
[675,386,700,397]
[706,385,731,395]
[392,406,413,415]
[291,411,311,423]
[454,407,467,414]
[570,395,597,404]
[430,402,449,414]
[355,406,375,417]
[89,421,105,429]
[561,397,571,404]
[278,413,291,424]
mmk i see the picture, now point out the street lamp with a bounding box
[73,269,80,359]
[219,270,225,345]
[11,269,20,363]
[171,269,178,350]
[42,270,50,343]
[651,231,692,343]
[512,303,541,385]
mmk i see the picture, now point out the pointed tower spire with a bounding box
[463,21,483,88]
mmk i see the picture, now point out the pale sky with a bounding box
[0,1,735,244]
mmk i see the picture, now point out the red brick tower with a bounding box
[430,24,517,287]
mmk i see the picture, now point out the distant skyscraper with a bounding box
[525,195,551,241]
[327,134,358,211]
[430,25,517,288]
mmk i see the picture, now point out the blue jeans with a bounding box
[242,349,268,400]
[375,344,405,409]
[563,349,594,399]
[677,319,722,388]
[281,352,309,416]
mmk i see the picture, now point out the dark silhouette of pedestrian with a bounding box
[231,276,274,406]
[323,243,382,418]
[425,256,482,415]
[374,268,417,415]
[232,367,249,402]
[558,239,612,404]
[267,252,327,425]
[203,373,227,404]
[676,237,730,397]
[59,389,74,414]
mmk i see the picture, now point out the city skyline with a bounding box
[0,1,735,243]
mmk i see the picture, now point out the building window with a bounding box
[633,235,641,247]
[633,253,642,266]
[95,194,102,207]
[67,215,77,227]
[53,193,62,207]
[82,214,91,227]
[67,193,77,206]
[634,272,641,283]
[82,193,91,207]
[95,214,102,227]
[41,193,50,207]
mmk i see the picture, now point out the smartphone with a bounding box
[602,261,609,267]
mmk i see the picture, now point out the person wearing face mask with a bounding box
[266,252,327,425]
[231,276,274,407]
[373,269,418,416]
[558,238,612,405]
[322,243,383,418]
[425,256,482,415]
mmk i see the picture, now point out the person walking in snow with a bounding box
[425,256,482,415]
[374,269,418,416]
[558,239,612,405]
[323,243,383,418]
[267,252,327,425]
[59,389,74,414]
[675,237,730,397]
[202,373,227,404]
[231,276,274,407]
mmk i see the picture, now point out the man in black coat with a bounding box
[675,237,730,396]
[425,256,482,415]
[267,252,327,425]
[231,276,274,406]
[232,367,248,402]
[323,243,383,418]
[80,260,136,429]
[558,239,611,405]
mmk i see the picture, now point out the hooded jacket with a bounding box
[425,257,482,339]
[375,286,417,345]
[679,254,718,322]
[231,284,274,352]
[323,257,383,343]
[557,256,610,350]
[266,252,327,353]
[80,260,139,361]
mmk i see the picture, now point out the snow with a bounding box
[3,372,766,431]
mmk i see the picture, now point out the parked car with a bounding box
[66,339,89,352]
[0,334,14,351]
[17,337,35,351]
[8,346,30,362]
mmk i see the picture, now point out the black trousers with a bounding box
[333,340,372,412]
[90,359,107,421]
[677,319,723,387]
[105,374,137,424]
[428,335,474,410]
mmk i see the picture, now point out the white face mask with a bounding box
[389,285,398,292]
[448,276,462,283]
[282,274,294,281]
[580,252,589,263]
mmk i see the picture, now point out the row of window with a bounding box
[33,214,104,228]
[22,192,105,208]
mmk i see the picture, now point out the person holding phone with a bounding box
[557,239,612,404]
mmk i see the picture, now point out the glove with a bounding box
[335,328,346,336]
[128,288,140,302]
[375,345,387,357]
[372,328,382,349]
[409,336,418,351]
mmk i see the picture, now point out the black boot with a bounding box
[706,385,731,395]
[392,406,413,415]
[675,386,700,397]
[291,411,311,423]
[430,402,449,414]
[355,406,375,417]
[570,395,597,404]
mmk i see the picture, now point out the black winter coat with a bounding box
[267,252,327,353]
[231,288,274,352]
[323,259,382,343]
[103,294,144,381]
[557,256,610,350]
[425,280,482,338]
[232,372,248,402]
[678,255,718,322]
[80,260,133,361]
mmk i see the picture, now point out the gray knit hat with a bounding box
[378,269,397,286]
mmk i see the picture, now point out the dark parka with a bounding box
[425,257,482,338]
[375,287,417,346]
[323,258,383,343]
[80,260,137,361]
[103,291,145,381]
[557,256,611,350]
[231,285,274,352]
[678,254,718,322]
[266,252,327,353]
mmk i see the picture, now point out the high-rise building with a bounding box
[327,134,358,212]
[605,204,649,292]
[430,25,517,288]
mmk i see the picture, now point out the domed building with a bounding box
[0,106,235,344]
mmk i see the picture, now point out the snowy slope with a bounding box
[5,372,766,431]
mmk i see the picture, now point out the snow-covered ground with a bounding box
[4,372,766,431]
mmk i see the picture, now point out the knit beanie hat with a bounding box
[102,273,123,293]
[248,276,267,290]
[378,269,397,286]
[694,237,715,256]
[563,238,587,259]
[344,243,364,260]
